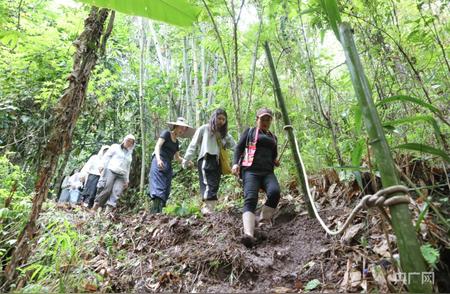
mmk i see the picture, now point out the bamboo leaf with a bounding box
[352,103,363,136]
[75,0,201,27]
[351,139,364,167]
[383,115,442,144]
[319,0,342,40]
[395,143,450,163]
[377,95,440,114]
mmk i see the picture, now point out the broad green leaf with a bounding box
[352,103,363,136]
[75,0,201,27]
[305,279,321,291]
[383,115,443,144]
[319,0,342,40]
[351,139,364,167]
[395,143,450,163]
[377,95,440,114]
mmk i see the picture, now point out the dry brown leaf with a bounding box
[340,269,362,290]
[294,279,303,290]
[340,223,365,245]
[373,240,390,257]
[369,264,389,292]
[84,283,97,292]
[272,286,294,293]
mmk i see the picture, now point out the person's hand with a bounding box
[232,164,240,176]
[274,159,280,167]
[157,159,165,170]
[187,160,194,168]
[124,182,129,189]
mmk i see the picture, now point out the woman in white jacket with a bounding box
[92,135,135,213]
[183,109,236,214]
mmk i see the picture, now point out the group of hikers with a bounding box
[59,107,280,248]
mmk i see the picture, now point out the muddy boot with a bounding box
[258,205,275,229]
[91,202,100,213]
[104,205,113,215]
[201,200,217,215]
[241,211,257,248]
[151,198,163,213]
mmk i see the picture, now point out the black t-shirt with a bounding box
[234,128,277,174]
[159,130,179,161]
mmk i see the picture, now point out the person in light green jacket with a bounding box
[183,108,236,214]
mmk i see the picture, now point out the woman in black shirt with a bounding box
[149,117,194,213]
[232,107,280,248]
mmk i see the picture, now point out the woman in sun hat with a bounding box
[148,117,195,213]
[183,108,236,215]
[232,107,280,248]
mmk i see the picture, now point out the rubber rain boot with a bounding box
[241,211,257,248]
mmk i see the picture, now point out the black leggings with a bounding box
[242,171,280,213]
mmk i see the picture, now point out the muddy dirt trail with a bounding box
[77,202,342,293]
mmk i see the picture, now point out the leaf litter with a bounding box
[38,164,450,293]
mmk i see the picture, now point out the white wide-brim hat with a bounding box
[167,117,196,138]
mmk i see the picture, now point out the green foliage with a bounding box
[395,143,450,163]
[420,243,440,269]
[305,278,321,291]
[75,0,200,27]
[0,155,32,262]
[377,95,440,115]
[163,198,202,217]
[383,115,442,144]
[318,0,342,40]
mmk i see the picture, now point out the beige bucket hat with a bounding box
[167,117,195,138]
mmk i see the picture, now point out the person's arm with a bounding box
[224,133,237,150]
[183,126,204,168]
[232,128,250,175]
[174,151,184,164]
[154,137,166,170]
[102,145,116,171]
[61,176,70,189]
[124,156,132,188]
[273,134,280,167]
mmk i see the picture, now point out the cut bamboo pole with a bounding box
[264,41,314,217]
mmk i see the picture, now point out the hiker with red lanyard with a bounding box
[232,107,281,248]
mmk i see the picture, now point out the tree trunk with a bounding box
[52,146,72,200]
[182,37,191,123]
[138,18,147,196]
[192,37,200,127]
[2,7,110,288]
[207,54,219,106]
[149,21,166,73]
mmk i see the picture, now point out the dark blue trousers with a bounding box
[149,156,173,203]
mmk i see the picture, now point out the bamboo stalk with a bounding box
[339,22,431,293]
[264,41,314,216]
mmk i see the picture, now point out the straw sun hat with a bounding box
[167,117,195,138]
